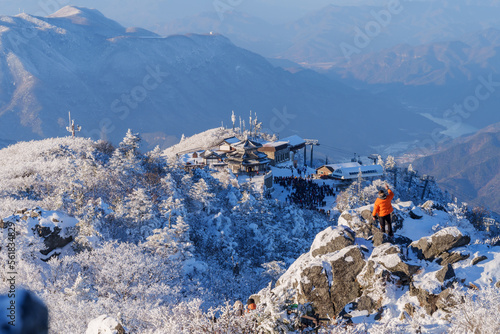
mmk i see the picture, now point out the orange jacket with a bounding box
[247,303,256,312]
[372,189,394,217]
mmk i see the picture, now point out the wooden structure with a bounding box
[258,141,290,165]
[226,139,270,174]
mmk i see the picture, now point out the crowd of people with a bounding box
[274,175,336,211]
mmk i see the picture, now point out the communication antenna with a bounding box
[66,111,81,138]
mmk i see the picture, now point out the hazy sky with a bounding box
[0,0,430,27]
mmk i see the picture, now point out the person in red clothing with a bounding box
[372,183,395,237]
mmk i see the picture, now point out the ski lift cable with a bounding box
[319,144,353,154]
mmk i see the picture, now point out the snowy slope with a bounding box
[0,6,434,154]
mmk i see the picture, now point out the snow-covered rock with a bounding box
[274,231,366,318]
[3,207,78,259]
[309,225,355,258]
[86,315,126,334]
[410,226,471,261]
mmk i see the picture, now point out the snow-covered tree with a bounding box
[385,155,396,170]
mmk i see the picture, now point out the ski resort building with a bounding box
[217,136,240,152]
[316,162,383,180]
[179,150,224,168]
[226,139,270,174]
[257,141,290,165]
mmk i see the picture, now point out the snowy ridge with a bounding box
[0,6,434,153]
[162,127,239,158]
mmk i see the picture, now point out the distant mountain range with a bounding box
[0,6,434,154]
[158,0,500,66]
[412,122,500,215]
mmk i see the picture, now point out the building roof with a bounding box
[317,162,361,172]
[330,164,384,180]
[232,139,263,150]
[222,136,240,145]
[281,135,305,148]
[264,141,289,148]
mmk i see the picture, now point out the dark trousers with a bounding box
[379,214,393,236]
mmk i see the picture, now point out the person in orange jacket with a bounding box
[372,183,395,237]
[246,298,257,312]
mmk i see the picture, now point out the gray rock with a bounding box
[340,210,378,239]
[409,284,439,315]
[410,227,470,261]
[297,246,366,318]
[310,226,355,258]
[370,244,420,285]
[410,284,456,315]
[372,231,390,247]
[435,264,455,283]
[355,295,377,313]
[35,226,73,257]
[471,255,488,266]
[437,251,470,266]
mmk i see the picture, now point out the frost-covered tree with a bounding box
[189,178,215,212]
[385,155,396,170]
[115,188,159,238]
[377,154,384,167]
[108,130,143,192]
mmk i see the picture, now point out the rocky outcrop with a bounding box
[3,208,78,260]
[310,226,355,257]
[368,243,420,285]
[274,241,366,318]
[410,227,470,261]
[267,205,492,324]
[339,210,377,239]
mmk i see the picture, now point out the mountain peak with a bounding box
[48,6,124,31]
[49,6,103,20]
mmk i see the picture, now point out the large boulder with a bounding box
[310,226,355,258]
[410,227,470,261]
[0,290,49,334]
[3,208,78,260]
[274,244,366,318]
[369,243,420,285]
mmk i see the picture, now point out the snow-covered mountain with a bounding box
[0,6,434,154]
[412,122,500,215]
[0,133,499,333]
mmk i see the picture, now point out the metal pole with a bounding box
[310,144,314,168]
[304,146,307,166]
